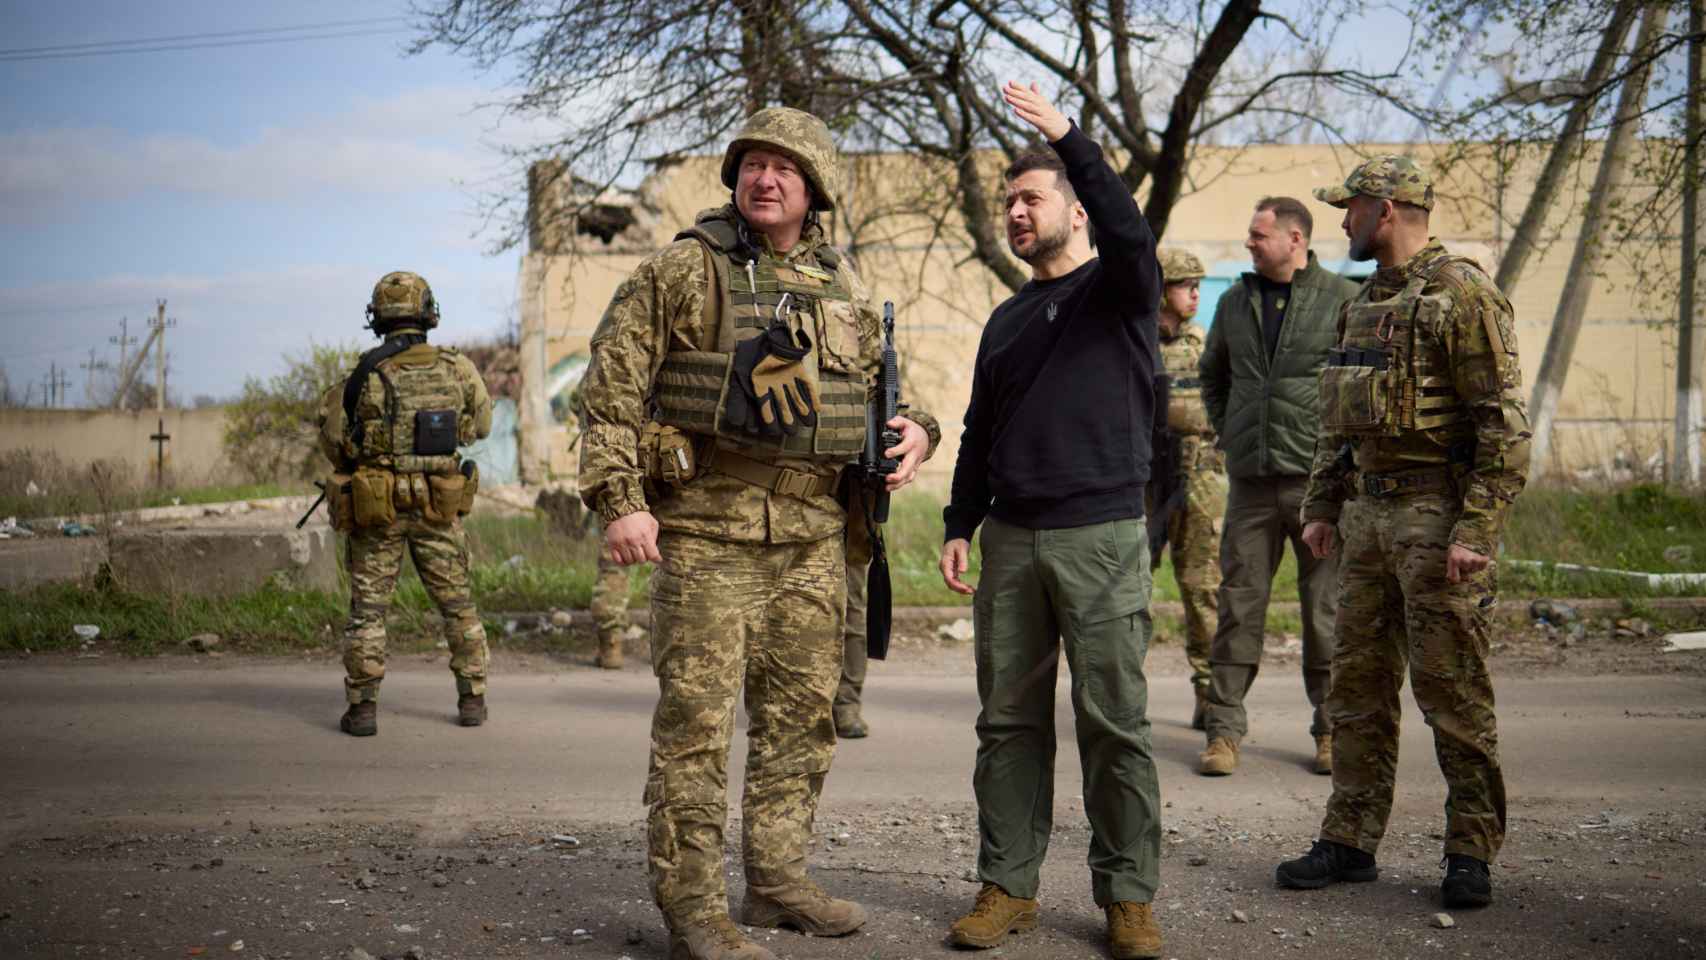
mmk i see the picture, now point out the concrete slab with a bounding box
[108,524,341,596]
[0,537,105,590]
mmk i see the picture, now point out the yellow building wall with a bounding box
[523,140,1697,484]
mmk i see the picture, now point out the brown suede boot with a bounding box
[1190,686,1208,731]
[668,916,777,960]
[596,629,624,669]
[1198,736,1238,776]
[458,693,486,727]
[1313,734,1332,775]
[948,883,1039,949]
[1106,901,1163,959]
[739,878,866,937]
[340,701,376,737]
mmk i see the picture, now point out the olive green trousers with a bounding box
[971,516,1161,906]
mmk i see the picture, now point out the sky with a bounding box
[0,1,1608,408]
[0,1,543,405]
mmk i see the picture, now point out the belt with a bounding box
[701,445,841,499]
[1359,467,1456,498]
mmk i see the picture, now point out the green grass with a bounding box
[3,484,1697,655]
[0,480,296,522]
[0,580,345,656]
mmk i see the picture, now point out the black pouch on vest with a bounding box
[414,409,458,455]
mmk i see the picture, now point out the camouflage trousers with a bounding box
[643,530,845,929]
[342,512,489,704]
[590,527,632,638]
[1318,494,1506,863]
[1161,463,1226,689]
[834,558,870,726]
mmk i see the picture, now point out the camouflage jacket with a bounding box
[1301,240,1530,555]
[577,206,940,544]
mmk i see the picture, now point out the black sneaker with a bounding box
[1275,839,1378,889]
[1441,854,1493,908]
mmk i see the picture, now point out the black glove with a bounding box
[723,321,819,438]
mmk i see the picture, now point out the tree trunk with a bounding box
[1674,0,1704,487]
[1527,2,1668,482]
[1494,0,1641,297]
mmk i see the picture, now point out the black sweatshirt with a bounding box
[943,123,1161,543]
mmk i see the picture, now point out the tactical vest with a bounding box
[650,217,869,461]
[1161,323,1213,436]
[346,343,470,475]
[1318,256,1477,439]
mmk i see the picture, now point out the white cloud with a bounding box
[0,84,545,215]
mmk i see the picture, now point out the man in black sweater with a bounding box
[938,82,1163,960]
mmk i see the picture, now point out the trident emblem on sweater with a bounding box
[1046,302,1059,324]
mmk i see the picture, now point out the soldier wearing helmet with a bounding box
[315,271,494,737]
[577,107,940,960]
[1150,248,1227,731]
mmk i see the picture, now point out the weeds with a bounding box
[3,483,1699,655]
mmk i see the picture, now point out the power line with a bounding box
[0,16,408,56]
[0,25,410,63]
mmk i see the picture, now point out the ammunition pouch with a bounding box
[350,468,396,528]
[325,471,356,533]
[1165,376,1213,435]
[1318,351,1400,437]
[424,471,467,525]
[639,422,698,486]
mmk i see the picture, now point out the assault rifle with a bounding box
[1145,373,1185,567]
[857,302,904,660]
[296,481,328,530]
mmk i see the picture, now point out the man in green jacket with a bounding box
[1196,196,1360,777]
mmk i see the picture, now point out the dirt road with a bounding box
[3,632,1704,959]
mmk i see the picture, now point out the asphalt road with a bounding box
[3,642,1705,959]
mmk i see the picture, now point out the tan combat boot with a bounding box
[340,701,377,737]
[948,882,1039,949]
[596,629,624,670]
[739,877,867,936]
[1105,900,1163,959]
[1198,737,1238,776]
[668,916,777,960]
[1313,734,1332,775]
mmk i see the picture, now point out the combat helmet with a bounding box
[366,271,439,332]
[720,107,841,212]
[1159,249,1206,283]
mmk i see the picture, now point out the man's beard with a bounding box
[1010,217,1071,264]
[1348,219,1379,262]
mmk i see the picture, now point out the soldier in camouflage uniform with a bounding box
[1275,157,1529,911]
[1151,249,1228,730]
[578,107,939,960]
[316,272,495,736]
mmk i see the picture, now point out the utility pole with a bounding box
[44,362,69,407]
[1527,3,1667,481]
[81,348,110,406]
[149,299,175,412]
[110,317,136,388]
[1674,0,1704,488]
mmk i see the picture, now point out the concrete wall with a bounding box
[0,406,234,487]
